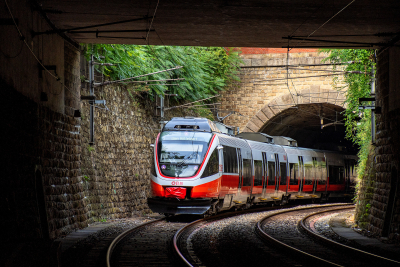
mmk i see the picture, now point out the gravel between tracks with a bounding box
[189,205,327,267]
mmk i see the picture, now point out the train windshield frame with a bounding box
[157,131,213,177]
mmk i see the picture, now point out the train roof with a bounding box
[163,117,221,133]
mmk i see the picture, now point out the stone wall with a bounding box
[219,51,346,132]
[0,79,82,240]
[78,79,199,224]
[367,47,400,241]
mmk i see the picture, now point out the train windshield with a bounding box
[157,131,213,177]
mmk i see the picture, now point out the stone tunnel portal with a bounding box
[259,103,356,154]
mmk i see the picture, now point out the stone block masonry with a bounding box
[0,79,82,240]
[367,47,400,242]
[79,82,200,226]
[219,51,346,132]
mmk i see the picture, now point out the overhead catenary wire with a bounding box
[287,0,356,50]
[253,73,343,84]
[240,61,358,69]
[96,66,183,86]
[165,95,220,110]
[146,0,160,43]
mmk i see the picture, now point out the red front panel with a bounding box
[220,174,239,196]
[151,180,165,197]
[191,178,221,198]
[165,187,187,199]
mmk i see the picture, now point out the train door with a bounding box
[298,156,304,192]
[266,154,276,194]
[302,157,314,193]
[262,152,267,194]
[312,157,318,193]
[237,148,242,191]
[278,154,288,192]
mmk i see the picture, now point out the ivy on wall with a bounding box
[85,44,242,103]
[321,49,375,178]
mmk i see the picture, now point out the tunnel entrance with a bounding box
[260,103,357,154]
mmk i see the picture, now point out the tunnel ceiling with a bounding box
[38,0,400,48]
[261,103,356,153]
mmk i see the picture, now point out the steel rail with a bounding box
[255,204,354,267]
[299,208,400,266]
[172,204,299,267]
[106,218,165,267]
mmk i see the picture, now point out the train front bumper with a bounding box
[147,198,212,215]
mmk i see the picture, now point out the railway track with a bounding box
[107,205,293,267]
[106,216,189,267]
[256,204,400,267]
[173,205,302,267]
[107,203,398,267]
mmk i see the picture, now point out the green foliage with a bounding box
[87,145,95,153]
[83,175,90,182]
[321,49,375,178]
[85,45,242,103]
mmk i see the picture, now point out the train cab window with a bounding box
[304,164,313,185]
[201,149,219,178]
[268,161,275,185]
[242,159,252,186]
[289,163,298,185]
[223,146,238,173]
[254,160,263,186]
[329,166,344,184]
[280,162,287,185]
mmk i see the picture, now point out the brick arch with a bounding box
[243,88,347,132]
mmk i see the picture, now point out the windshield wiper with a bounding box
[176,152,198,167]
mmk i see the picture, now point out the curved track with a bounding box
[173,205,300,267]
[256,204,400,267]
[107,217,188,267]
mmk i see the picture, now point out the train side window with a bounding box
[329,166,344,184]
[268,161,275,185]
[280,162,287,185]
[254,160,263,186]
[242,159,252,186]
[223,146,238,174]
[201,149,219,178]
[304,164,313,185]
[289,163,298,185]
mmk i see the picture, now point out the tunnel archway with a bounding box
[244,89,356,153]
[260,103,356,153]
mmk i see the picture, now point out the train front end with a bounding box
[147,118,222,215]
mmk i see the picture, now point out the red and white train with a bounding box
[148,117,357,215]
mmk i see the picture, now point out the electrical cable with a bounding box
[4,0,81,100]
[288,0,356,50]
[146,0,160,43]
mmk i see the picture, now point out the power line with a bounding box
[95,66,183,86]
[146,0,159,43]
[253,73,343,84]
[287,0,356,50]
